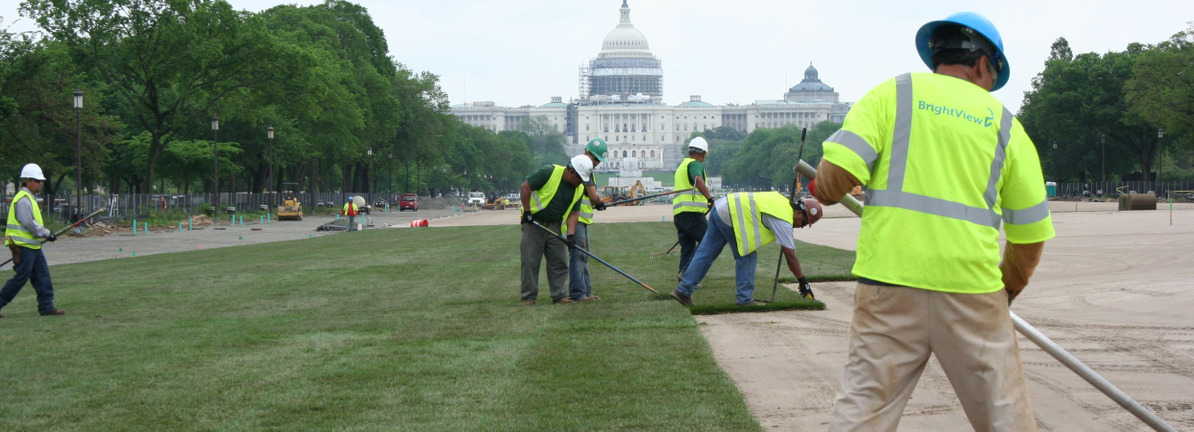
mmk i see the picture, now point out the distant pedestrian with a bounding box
[0,163,66,318]
[342,196,359,231]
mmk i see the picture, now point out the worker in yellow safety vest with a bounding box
[342,196,359,231]
[569,140,610,302]
[519,155,594,306]
[671,137,715,279]
[669,192,821,306]
[0,163,66,317]
[810,12,1054,431]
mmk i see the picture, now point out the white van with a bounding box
[467,191,486,206]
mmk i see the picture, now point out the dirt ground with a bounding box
[45,200,1194,430]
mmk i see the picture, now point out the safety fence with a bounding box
[1052,180,1194,201]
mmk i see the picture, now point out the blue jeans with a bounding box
[0,247,57,314]
[674,211,759,305]
[568,223,592,299]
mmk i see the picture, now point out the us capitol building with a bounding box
[450,0,852,172]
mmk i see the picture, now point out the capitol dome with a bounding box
[584,1,663,102]
[784,62,839,103]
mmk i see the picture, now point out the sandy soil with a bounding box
[42,200,1194,430]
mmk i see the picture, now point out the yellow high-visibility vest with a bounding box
[529,165,584,229]
[726,192,794,256]
[822,72,1054,293]
[673,158,708,215]
[5,189,44,250]
[578,197,595,225]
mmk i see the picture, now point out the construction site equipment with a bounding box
[794,159,1176,432]
[600,181,648,206]
[481,196,510,210]
[277,182,303,221]
[530,221,657,294]
[2,208,105,268]
[605,187,693,207]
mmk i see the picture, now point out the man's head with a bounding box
[687,137,709,161]
[791,197,822,228]
[915,12,1009,91]
[20,163,45,193]
[566,154,594,187]
[585,138,608,166]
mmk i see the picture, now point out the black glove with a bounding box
[706,201,715,211]
[46,233,57,242]
[797,276,815,300]
[594,201,607,211]
[521,212,534,225]
[566,234,576,249]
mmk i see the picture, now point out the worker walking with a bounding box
[569,139,609,302]
[342,196,359,231]
[811,12,1054,431]
[670,192,821,307]
[0,163,65,318]
[671,137,715,279]
[519,155,594,305]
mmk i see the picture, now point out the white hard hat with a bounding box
[569,154,593,182]
[688,137,709,153]
[20,163,45,181]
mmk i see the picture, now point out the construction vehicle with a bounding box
[277,182,303,221]
[599,180,648,206]
[481,195,510,210]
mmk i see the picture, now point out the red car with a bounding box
[399,193,419,211]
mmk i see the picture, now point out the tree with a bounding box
[23,0,292,192]
[1126,25,1194,144]
[519,116,568,166]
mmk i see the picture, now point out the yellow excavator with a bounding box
[599,180,648,206]
[277,182,303,221]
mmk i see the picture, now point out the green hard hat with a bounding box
[585,138,608,162]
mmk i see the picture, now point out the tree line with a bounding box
[0,0,544,205]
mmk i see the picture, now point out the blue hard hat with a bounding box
[915,12,1010,91]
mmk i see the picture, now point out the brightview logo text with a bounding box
[918,100,995,128]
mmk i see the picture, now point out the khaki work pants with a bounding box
[519,221,569,303]
[830,282,1037,432]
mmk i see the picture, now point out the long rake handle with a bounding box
[605,188,694,207]
[530,221,657,293]
[797,160,1175,431]
[1,208,106,268]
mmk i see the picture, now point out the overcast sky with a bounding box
[3,1,1191,113]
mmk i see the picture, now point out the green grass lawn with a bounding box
[0,222,854,431]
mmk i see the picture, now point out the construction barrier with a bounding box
[409,219,428,228]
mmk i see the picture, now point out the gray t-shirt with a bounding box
[713,197,795,250]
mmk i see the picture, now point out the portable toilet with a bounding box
[1045,181,1057,198]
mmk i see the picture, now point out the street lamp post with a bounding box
[73,89,83,220]
[366,147,374,206]
[1100,133,1106,197]
[268,126,275,208]
[211,115,220,216]
[1157,129,1164,193]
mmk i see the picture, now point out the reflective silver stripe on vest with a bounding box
[579,198,594,220]
[826,129,879,171]
[866,73,1014,229]
[731,193,763,254]
[530,192,546,212]
[4,224,32,235]
[673,201,707,212]
[1003,199,1051,225]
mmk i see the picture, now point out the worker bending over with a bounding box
[670,192,820,307]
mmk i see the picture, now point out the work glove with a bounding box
[797,277,815,300]
[520,211,534,225]
[706,201,715,211]
[46,233,57,242]
[566,234,576,249]
[594,201,607,211]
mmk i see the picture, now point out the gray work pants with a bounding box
[520,221,569,303]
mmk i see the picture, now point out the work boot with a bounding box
[670,290,694,306]
[552,298,574,304]
[40,309,66,316]
[737,300,766,307]
[522,300,535,306]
